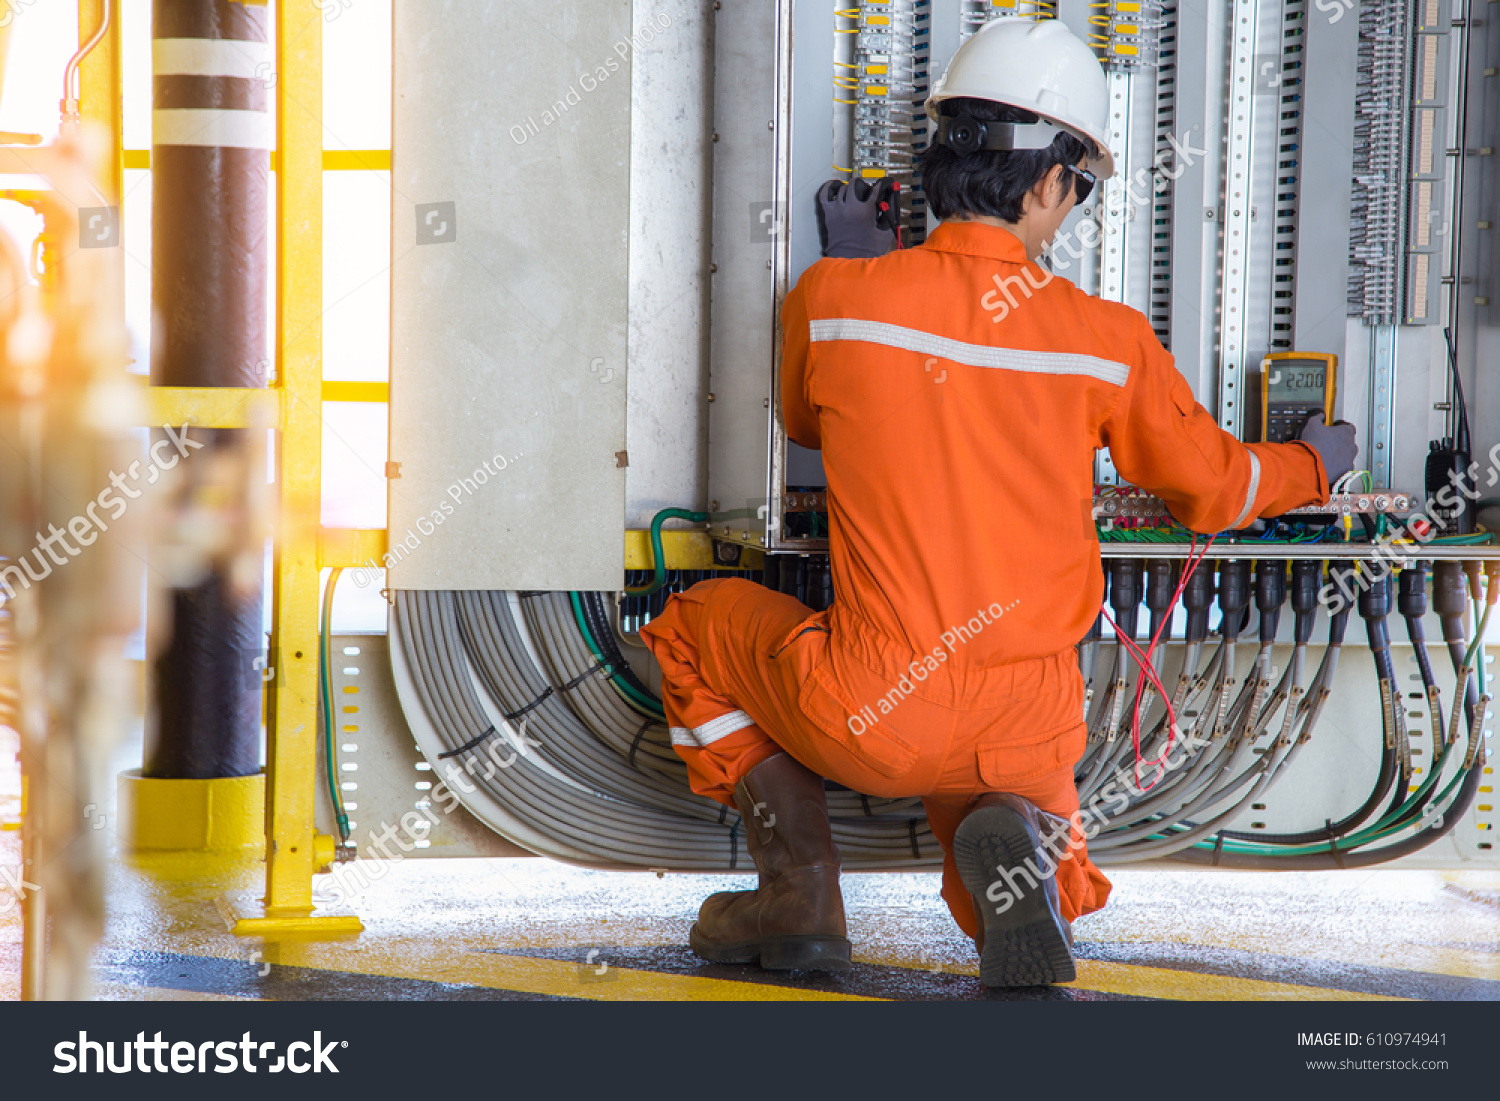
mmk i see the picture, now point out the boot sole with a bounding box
[953,804,1076,988]
[689,926,853,971]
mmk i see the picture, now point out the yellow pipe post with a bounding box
[76,0,122,203]
[230,0,358,935]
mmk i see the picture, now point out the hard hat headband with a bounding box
[935,113,1065,157]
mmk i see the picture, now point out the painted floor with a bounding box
[4,819,1498,1000]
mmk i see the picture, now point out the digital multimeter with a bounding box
[1260,352,1338,443]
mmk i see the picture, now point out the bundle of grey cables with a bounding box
[390,589,939,871]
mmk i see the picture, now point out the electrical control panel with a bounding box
[703,0,1495,553]
[386,0,1500,874]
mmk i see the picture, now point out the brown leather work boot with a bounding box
[954,792,1076,987]
[689,753,851,971]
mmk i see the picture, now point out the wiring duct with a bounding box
[389,561,1489,872]
[1076,560,1490,868]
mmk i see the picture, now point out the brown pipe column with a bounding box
[147,0,268,779]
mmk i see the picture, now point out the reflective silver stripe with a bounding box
[154,108,270,149]
[1230,450,1262,528]
[808,318,1130,387]
[154,38,268,80]
[669,710,758,749]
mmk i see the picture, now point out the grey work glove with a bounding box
[1298,412,1358,485]
[815,178,897,259]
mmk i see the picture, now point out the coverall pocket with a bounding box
[975,719,1086,787]
[1167,377,1227,475]
[768,617,827,660]
[797,662,920,780]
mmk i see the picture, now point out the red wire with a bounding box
[1097,534,1217,791]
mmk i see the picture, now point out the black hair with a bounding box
[917,98,1096,222]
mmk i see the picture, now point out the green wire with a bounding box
[1202,712,1468,858]
[320,566,350,843]
[1204,762,1469,858]
[625,508,709,597]
[1470,599,1492,696]
[1463,598,1493,683]
[1427,534,1495,545]
[1199,601,1493,859]
[569,591,665,717]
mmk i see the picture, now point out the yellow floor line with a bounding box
[218,939,883,1002]
[1062,960,1405,1002]
[853,953,1404,1001]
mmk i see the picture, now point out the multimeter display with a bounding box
[1261,353,1337,443]
[1267,365,1326,402]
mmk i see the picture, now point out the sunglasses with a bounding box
[1065,164,1097,205]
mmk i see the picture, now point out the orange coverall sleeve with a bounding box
[780,279,821,450]
[1102,313,1329,532]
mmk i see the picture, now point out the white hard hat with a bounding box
[926,18,1115,178]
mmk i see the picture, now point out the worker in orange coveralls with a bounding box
[639,18,1356,987]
